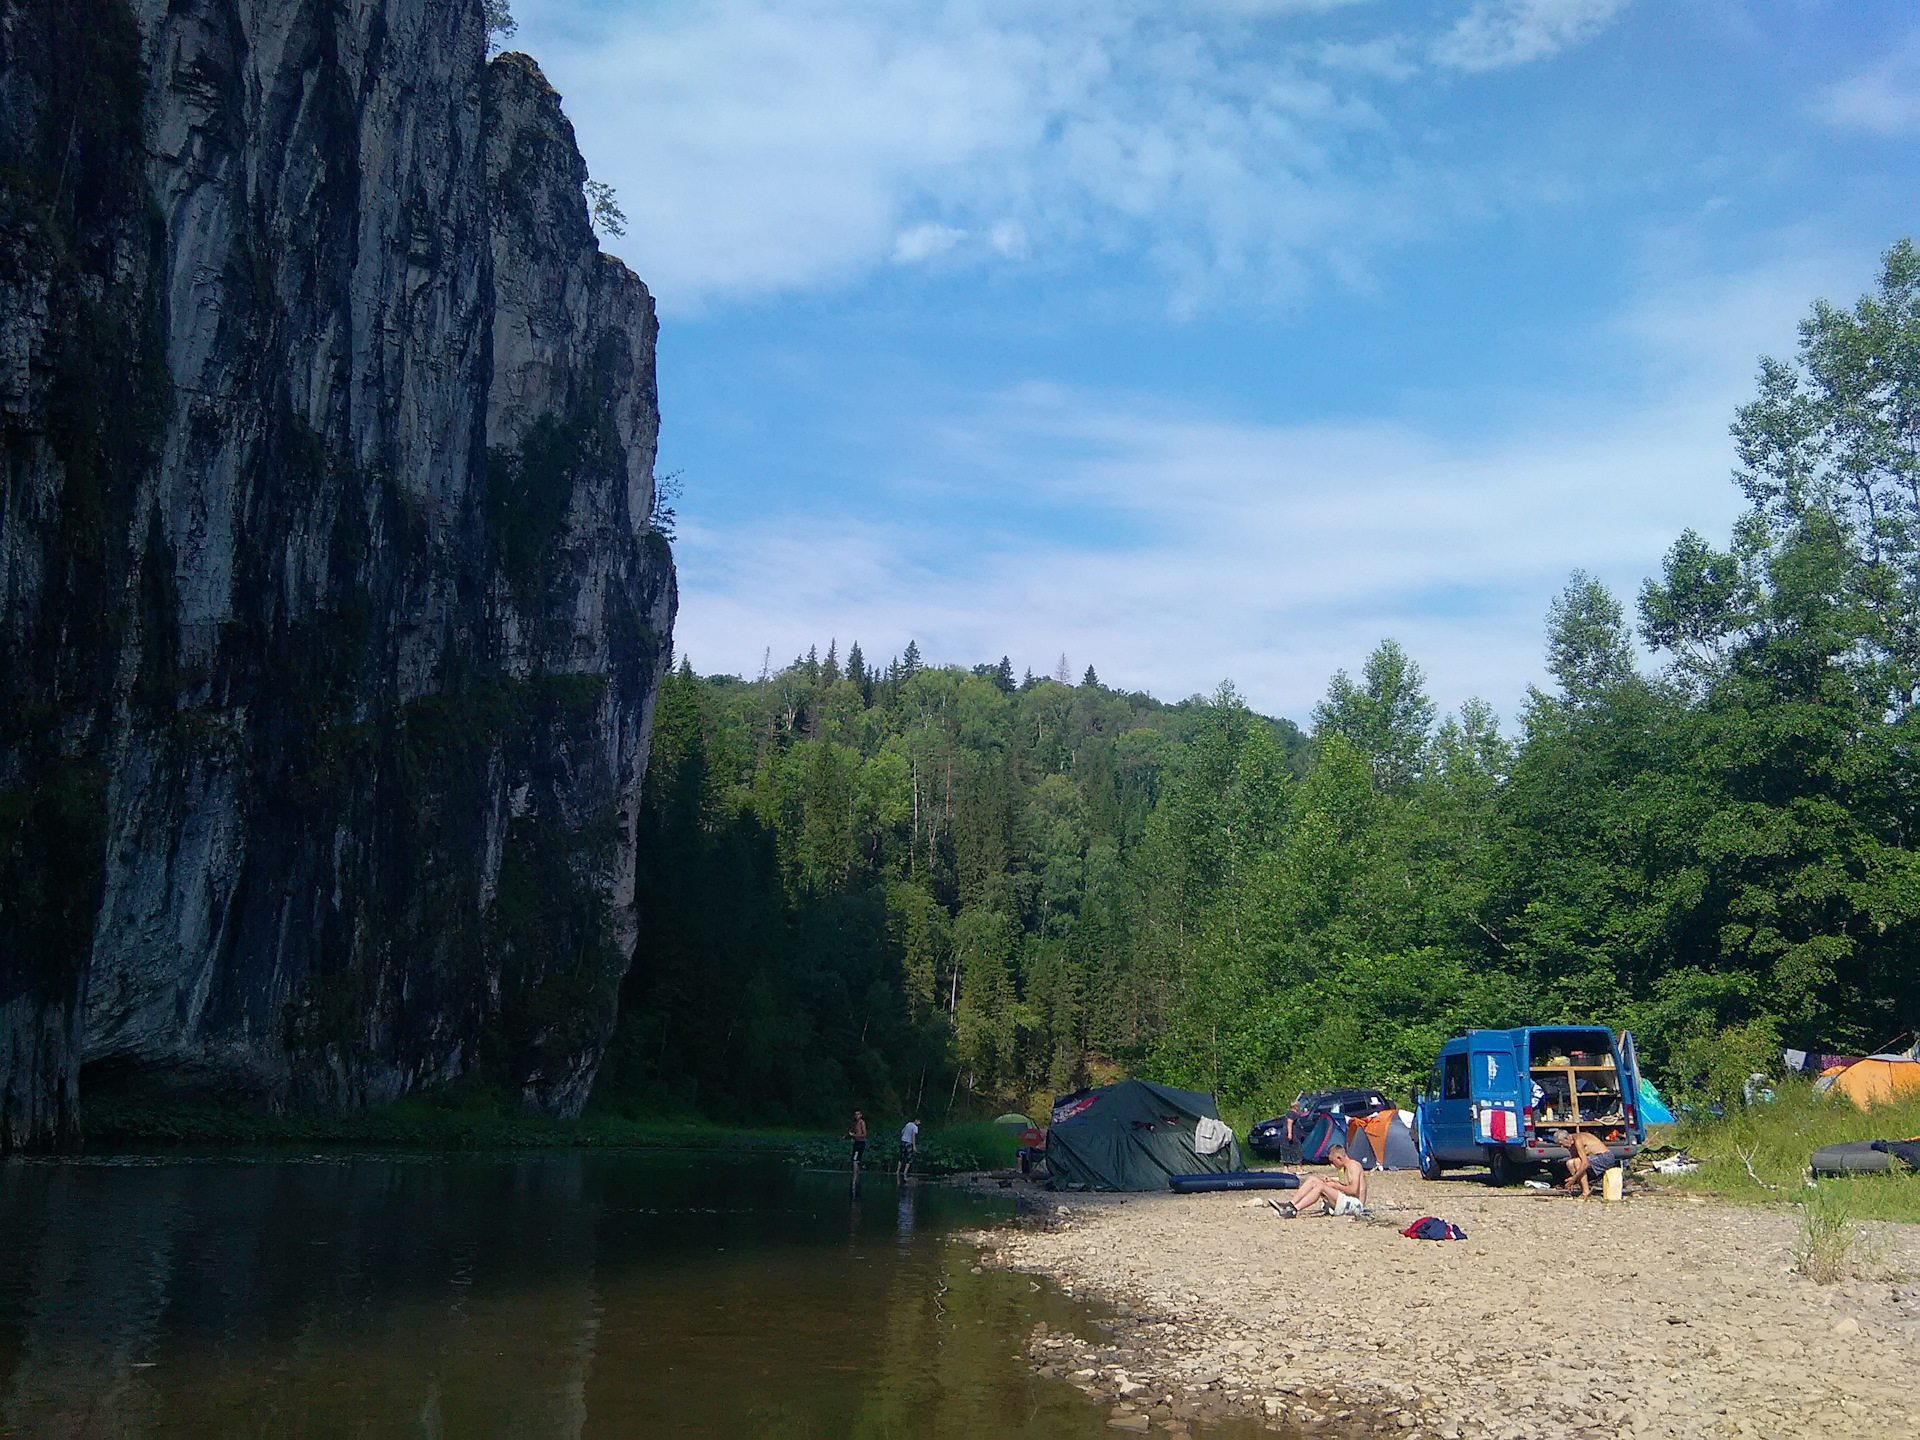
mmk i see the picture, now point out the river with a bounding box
[0,1150,1273,1437]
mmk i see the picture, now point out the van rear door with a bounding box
[1619,1030,1646,1144]
[1470,1036,1524,1147]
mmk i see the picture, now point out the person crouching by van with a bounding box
[1553,1129,1619,1198]
[1274,1144,1367,1218]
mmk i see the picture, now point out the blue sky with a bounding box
[515,0,1920,724]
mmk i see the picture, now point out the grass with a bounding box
[76,1087,1024,1176]
[791,1120,1024,1176]
[1651,1077,1920,1249]
[1791,1184,1898,1283]
[81,1089,831,1154]
[1662,1078,1920,1219]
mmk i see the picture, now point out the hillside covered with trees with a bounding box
[595,243,1920,1126]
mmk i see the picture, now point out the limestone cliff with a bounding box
[0,0,676,1146]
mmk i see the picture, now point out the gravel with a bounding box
[971,1171,1920,1439]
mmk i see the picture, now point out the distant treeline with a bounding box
[594,242,1920,1125]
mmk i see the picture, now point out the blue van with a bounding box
[1414,1026,1645,1186]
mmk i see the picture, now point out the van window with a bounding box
[1442,1054,1468,1100]
[1477,1050,1514,1092]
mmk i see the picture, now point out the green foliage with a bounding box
[594,657,1309,1125]
[0,756,106,999]
[597,248,1920,1127]
[1674,1078,1920,1225]
[1793,1185,1881,1284]
[486,414,593,585]
[1662,1017,1782,1109]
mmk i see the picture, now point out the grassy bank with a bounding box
[81,1090,826,1154]
[1664,1079,1920,1223]
[788,1119,1023,1176]
[74,1090,1023,1176]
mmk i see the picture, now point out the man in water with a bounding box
[1553,1129,1619,1198]
[1272,1143,1366,1218]
[845,1111,867,1171]
[897,1118,920,1178]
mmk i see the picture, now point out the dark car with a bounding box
[1247,1087,1393,1161]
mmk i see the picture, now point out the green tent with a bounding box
[1044,1079,1242,1191]
[993,1113,1034,1127]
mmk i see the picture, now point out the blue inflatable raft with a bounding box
[1168,1171,1301,1193]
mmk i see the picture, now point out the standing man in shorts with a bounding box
[846,1110,867,1171]
[897,1117,921,1178]
[1273,1144,1367,1218]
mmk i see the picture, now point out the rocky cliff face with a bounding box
[0,0,676,1146]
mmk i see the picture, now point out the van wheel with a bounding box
[1486,1148,1517,1187]
[1421,1151,1444,1181]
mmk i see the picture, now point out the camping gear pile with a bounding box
[1044,1079,1244,1191]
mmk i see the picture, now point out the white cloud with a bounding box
[989,219,1029,257]
[515,0,1435,311]
[1819,45,1920,136]
[674,391,1731,720]
[893,223,968,263]
[1431,0,1628,73]
[670,246,1868,722]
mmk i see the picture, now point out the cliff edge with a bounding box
[0,0,676,1145]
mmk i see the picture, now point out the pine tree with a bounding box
[1081,664,1099,689]
[993,656,1015,693]
[902,640,922,675]
[824,639,841,683]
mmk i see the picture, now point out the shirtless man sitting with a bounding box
[1553,1128,1619,1198]
[1273,1143,1367,1218]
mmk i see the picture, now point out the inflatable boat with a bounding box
[1167,1171,1301,1193]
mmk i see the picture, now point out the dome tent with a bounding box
[1827,1056,1920,1110]
[1044,1079,1242,1191]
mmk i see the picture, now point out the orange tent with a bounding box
[1830,1058,1920,1110]
[1346,1110,1393,1157]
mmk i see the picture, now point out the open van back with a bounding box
[1416,1023,1644,1184]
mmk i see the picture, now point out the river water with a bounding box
[0,1150,1273,1438]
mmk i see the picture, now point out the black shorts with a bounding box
[851,1139,867,1160]
[899,1143,915,1164]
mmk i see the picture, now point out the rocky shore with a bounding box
[968,1170,1920,1439]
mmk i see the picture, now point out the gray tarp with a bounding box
[1045,1079,1243,1191]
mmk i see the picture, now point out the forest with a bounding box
[593,243,1920,1127]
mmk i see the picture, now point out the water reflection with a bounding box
[0,1152,1233,1439]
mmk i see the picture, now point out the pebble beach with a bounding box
[971,1171,1920,1439]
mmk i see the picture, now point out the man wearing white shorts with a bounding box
[1273,1144,1368,1218]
